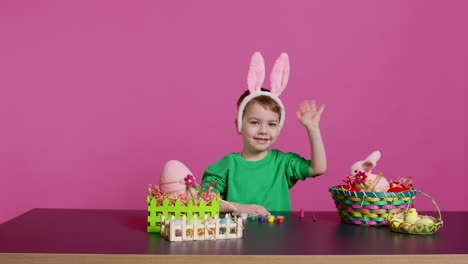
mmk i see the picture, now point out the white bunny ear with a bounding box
[365,151,381,163]
[247,52,265,93]
[270,53,290,96]
[362,160,376,172]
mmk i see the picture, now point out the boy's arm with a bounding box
[202,169,270,215]
[220,200,270,215]
[202,177,269,215]
[305,125,327,176]
[296,100,327,176]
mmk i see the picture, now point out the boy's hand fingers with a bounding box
[303,101,312,112]
[299,103,307,113]
[296,111,302,120]
[251,205,266,215]
[257,206,270,215]
[318,104,326,115]
[309,100,317,112]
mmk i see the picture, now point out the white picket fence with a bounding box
[160,214,243,241]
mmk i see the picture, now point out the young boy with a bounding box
[202,52,326,214]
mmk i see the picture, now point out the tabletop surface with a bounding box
[0,209,467,255]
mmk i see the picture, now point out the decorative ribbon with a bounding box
[369,172,385,192]
[159,174,198,195]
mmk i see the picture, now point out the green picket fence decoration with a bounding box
[147,195,220,232]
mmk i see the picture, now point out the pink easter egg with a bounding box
[160,160,193,195]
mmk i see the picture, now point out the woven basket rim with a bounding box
[329,185,417,226]
[389,218,443,235]
[329,185,417,198]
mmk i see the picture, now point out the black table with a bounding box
[0,209,467,263]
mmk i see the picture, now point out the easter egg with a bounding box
[417,218,434,225]
[392,213,404,219]
[391,218,403,228]
[220,218,233,224]
[160,160,193,196]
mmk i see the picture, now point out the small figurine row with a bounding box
[231,212,285,223]
[160,214,243,241]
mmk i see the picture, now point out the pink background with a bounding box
[1,0,467,223]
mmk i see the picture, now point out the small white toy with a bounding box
[350,151,390,192]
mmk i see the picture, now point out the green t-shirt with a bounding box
[201,149,313,211]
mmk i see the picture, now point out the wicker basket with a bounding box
[329,185,417,226]
[389,190,443,235]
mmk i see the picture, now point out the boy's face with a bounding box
[240,101,280,153]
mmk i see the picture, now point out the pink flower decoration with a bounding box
[200,192,214,201]
[184,174,196,187]
[148,178,221,206]
[355,171,368,183]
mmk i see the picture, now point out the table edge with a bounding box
[1,253,467,264]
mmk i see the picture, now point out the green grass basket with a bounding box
[329,185,417,226]
[147,195,220,232]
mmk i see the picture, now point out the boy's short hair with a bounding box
[236,88,282,120]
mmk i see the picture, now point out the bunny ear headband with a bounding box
[237,52,290,133]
